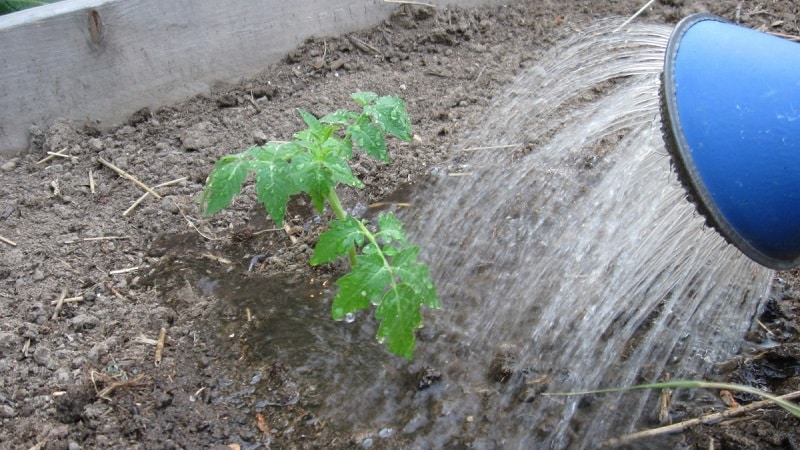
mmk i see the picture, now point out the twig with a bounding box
[98,157,162,199]
[461,143,521,152]
[756,318,775,336]
[283,221,298,244]
[36,147,68,165]
[105,282,130,301]
[183,214,220,241]
[252,227,283,235]
[109,266,141,275]
[50,295,84,305]
[45,151,76,160]
[767,31,800,42]
[606,390,800,446]
[201,253,233,265]
[613,0,656,32]
[0,234,17,247]
[154,327,166,367]
[123,176,188,216]
[89,169,96,195]
[26,439,48,450]
[348,35,383,56]
[369,201,412,209]
[50,287,68,320]
[383,0,436,7]
[91,371,147,401]
[62,236,129,244]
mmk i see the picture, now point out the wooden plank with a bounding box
[0,0,492,155]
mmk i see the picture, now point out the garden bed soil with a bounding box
[1,1,799,448]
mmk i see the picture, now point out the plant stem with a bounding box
[326,189,358,267]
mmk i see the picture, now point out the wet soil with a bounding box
[1,1,799,448]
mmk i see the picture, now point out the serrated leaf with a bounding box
[320,109,359,126]
[331,252,392,318]
[349,117,389,163]
[321,134,354,160]
[297,108,322,130]
[200,154,251,215]
[250,141,300,162]
[377,212,410,246]
[255,158,294,226]
[310,217,365,265]
[319,149,363,188]
[351,91,378,106]
[286,152,333,212]
[395,257,440,309]
[375,284,422,359]
[365,96,413,141]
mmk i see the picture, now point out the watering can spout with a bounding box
[661,13,800,270]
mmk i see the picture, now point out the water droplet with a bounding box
[345,312,355,323]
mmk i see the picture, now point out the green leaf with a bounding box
[310,217,365,265]
[321,134,354,160]
[331,252,393,318]
[255,157,294,226]
[286,152,333,212]
[394,256,440,309]
[351,91,378,106]
[349,116,389,163]
[377,212,410,247]
[365,96,413,141]
[320,109,359,126]
[200,153,251,215]
[375,284,422,359]
[297,108,322,130]
[319,149,363,188]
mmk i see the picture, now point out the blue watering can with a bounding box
[661,13,800,269]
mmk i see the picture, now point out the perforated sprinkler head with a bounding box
[661,14,800,270]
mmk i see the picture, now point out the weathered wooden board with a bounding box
[0,0,493,155]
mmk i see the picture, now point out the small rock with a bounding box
[87,342,110,363]
[0,332,20,358]
[0,404,15,418]
[32,269,46,281]
[47,424,70,439]
[54,367,73,385]
[33,346,54,368]
[180,122,214,151]
[71,313,99,331]
[0,158,18,171]
[253,130,268,145]
[87,138,103,151]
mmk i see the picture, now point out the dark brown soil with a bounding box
[1,1,798,449]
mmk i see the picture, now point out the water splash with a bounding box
[199,19,776,448]
[321,19,773,448]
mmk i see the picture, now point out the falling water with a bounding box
[204,19,776,449]
[312,19,775,448]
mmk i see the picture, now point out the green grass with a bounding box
[1,0,61,15]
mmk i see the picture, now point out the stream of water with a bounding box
[333,19,773,448]
[215,19,775,449]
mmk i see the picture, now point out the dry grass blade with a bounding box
[0,234,17,247]
[91,371,147,401]
[383,0,436,7]
[613,0,656,32]
[98,157,162,199]
[607,389,800,445]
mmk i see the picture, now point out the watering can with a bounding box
[661,13,800,270]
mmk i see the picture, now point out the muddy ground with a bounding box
[1,1,799,448]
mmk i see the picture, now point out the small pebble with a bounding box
[0,158,18,171]
[0,405,15,418]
